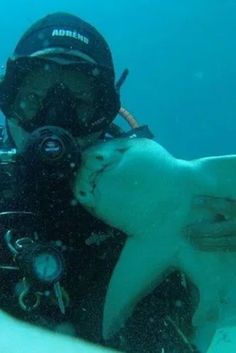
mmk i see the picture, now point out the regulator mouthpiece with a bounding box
[22,125,81,179]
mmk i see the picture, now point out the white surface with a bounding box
[0,310,119,353]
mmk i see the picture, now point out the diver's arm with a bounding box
[0,310,121,353]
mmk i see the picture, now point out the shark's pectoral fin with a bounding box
[103,232,178,340]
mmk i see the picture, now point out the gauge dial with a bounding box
[33,251,63,283]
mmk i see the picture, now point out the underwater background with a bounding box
[0,0,235,159]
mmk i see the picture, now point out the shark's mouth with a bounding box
[91,161,119,193]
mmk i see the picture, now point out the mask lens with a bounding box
[10,64,99,135]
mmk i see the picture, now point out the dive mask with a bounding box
[1,57,120,137]
[22,82,97,136]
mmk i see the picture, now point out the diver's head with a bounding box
[0,12,120,150]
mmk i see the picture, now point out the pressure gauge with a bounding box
[16,242,64,286]
[32,250,64,283]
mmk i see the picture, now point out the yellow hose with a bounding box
[118,107,139,129]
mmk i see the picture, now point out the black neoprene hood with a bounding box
[13,12,115,72]
[0,12,120,133]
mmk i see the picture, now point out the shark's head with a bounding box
[74,137,187,340]
[75,137,176,235]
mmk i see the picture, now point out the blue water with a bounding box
[1,0,236,158]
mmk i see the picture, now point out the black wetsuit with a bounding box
[0,136,199,353]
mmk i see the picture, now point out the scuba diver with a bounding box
[0,12,198,353]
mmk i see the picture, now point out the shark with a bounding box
[74,137,236,353]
